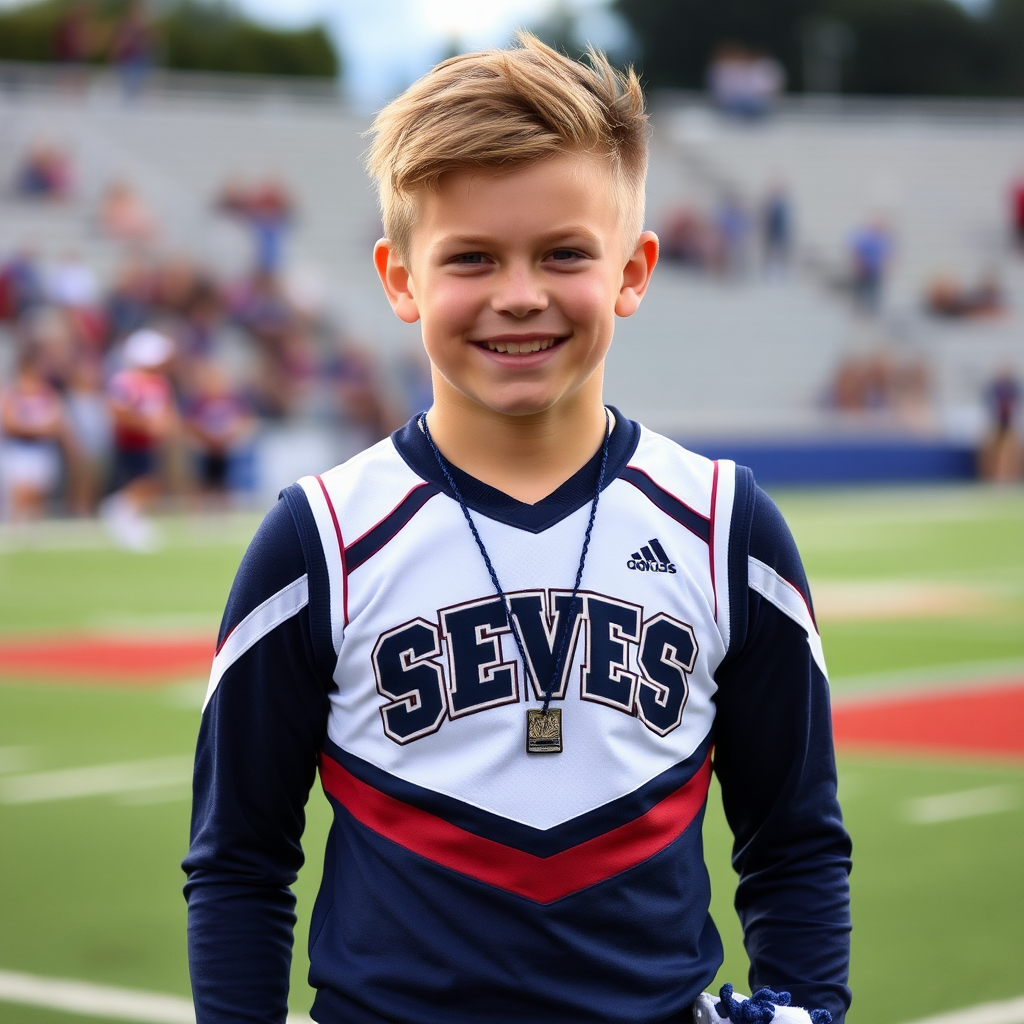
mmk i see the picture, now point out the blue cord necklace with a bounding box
[420,410,611,754]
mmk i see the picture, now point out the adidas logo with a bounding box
[626,538,676,574]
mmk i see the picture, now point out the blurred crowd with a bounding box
[52,0,157,98]
[0,237,412,542]
[660,182,792,277]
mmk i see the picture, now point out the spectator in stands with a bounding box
[925,271,1005,318]
[153,256,201,317]
[714,192,752,276]
[23,305,78,394]
[0,249,45,321]
[101,329,177,550]
[15,144,75,201]
[184,360,255,508]
[329,342,395,443]
[249,179,294,276]
[54,1,94,64]
[112,1,156,100]
[831,351,931,427]
[1010,174,1024,250]
[978,369,1023,482]
[250,325,317,420]
[708,45,784,118]
[848,217,893,313]
[230,268,291,339]
[45,253,99,310]
[65,352,112,516]
[99,180,159,243]
[106,257,154,341]
[176,275,223,360]
[761,181,792,274]
[660,206,709,269]
[43,254,107,358]
[217,177,296,275]
[0,339,74,520]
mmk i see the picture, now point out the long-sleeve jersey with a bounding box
[183,410,852,1024]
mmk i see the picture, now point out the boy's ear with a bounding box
[373,239,421,324]
[614,230,659,318]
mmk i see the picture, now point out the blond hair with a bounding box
[366,32,649,262]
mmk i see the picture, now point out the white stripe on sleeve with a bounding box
[203,574,309,711]
[747,556,828,680]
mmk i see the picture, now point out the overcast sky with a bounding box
[233,0,617,110]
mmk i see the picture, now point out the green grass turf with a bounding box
[775,485,1024,683]
[0,486,1022,1023]
[0,515,259,637]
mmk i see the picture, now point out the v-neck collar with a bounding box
[391,406,640,534]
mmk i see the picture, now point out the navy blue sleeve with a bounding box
[183,487,335,1024]
[713,478,852,1022]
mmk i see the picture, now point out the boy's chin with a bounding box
[463,388,580,420]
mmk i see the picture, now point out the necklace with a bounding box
[420,410,611,754]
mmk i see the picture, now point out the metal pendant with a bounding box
[526,708,562,754]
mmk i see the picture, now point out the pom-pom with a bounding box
[715,983,783,1023]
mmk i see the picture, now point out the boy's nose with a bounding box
[492,267,548,317]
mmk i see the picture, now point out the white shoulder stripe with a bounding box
[747,556,828,680]
[202,575,310,712]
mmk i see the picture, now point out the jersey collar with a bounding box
[391,406,640,534]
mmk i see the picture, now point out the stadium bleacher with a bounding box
[1,67,1023,497]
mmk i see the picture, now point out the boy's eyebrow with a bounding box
[433,226,604,249]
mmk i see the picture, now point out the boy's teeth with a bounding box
[485,338,555,353]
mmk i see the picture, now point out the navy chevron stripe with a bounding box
[620,467,711,544]
[345,482,441,572]
[322,735,713,858]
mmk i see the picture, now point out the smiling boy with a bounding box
[185,35,851,1024]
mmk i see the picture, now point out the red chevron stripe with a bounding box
[319,752,712,904]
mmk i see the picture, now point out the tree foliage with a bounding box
[614,0,1024,96]
[0,0,339,79]
[161,2,336,78]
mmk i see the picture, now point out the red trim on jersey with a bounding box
[316,475,349,627]
[709,460,720,623]
[215,625,233,657]
[319,752,712,904]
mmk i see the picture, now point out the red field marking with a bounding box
[832,680,1024,759]
[0,635,214,686]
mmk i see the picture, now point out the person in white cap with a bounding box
[100,328,177,550]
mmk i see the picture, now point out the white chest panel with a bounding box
[302,435,733,830]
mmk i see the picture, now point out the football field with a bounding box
[0,486,1021,1024]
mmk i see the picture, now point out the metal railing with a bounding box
[0,59,343,106]
[651,87,1024,125]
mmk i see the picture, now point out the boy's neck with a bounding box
[424,380,610,506]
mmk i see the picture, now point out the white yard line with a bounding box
[0,968,312,1023]
[812,580,1002,623]
[0,966,1018,1024]
[902,995,1024,1024]
[0,756,193,804]
[905,785,1019,824]
[0,746,36,775]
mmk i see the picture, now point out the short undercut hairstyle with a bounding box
[366,32,649,263]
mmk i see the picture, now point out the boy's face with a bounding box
[375,152,658,420]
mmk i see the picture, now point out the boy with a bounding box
[184,35,851,1024]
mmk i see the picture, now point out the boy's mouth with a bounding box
[475,335,568,355]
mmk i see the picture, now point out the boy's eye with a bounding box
[549,249,586,262]
[449,252,490,265]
